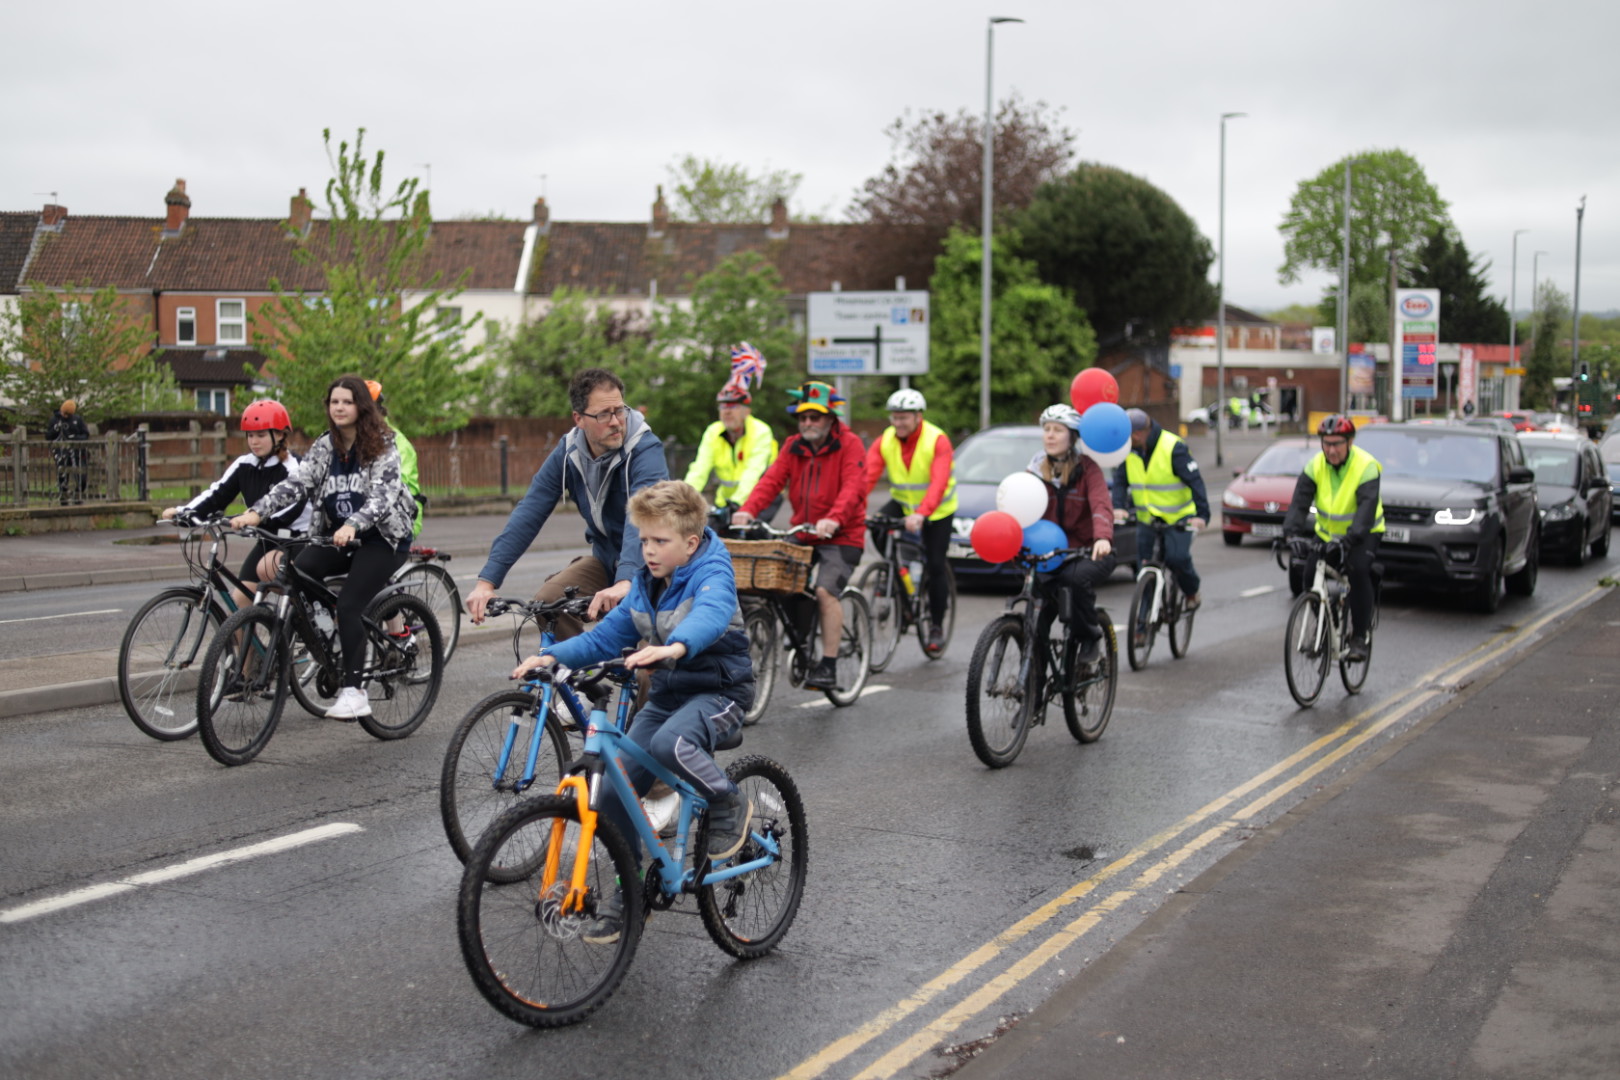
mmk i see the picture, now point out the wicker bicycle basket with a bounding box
[724,538,813,596]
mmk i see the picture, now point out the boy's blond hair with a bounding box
[628,479,707,540]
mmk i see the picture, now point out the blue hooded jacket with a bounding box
[543,528,755,710]
[478,409,669,587]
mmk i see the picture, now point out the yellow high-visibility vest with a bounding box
[1306,445,1385,542]
[684,415,777,506]
[1124,431,1194,524]
[879,420,957,520]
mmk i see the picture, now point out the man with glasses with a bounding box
[731,381,867,690]
[468,368,670,637]
[684,382,780,522]
[1282,414,1384,661]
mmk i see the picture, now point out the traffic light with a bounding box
[1579,362,1590,381]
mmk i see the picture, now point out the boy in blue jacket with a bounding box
[512,479,755,944]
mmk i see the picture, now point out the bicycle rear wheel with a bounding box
[1065,614,1117,743]
[357,593,444,741]
[118,586,221,740]
[741,604,778,725]
[965,615,1032,768]
[913,561,957,660]
[196,605,288,766]
[698,755,809,958]
[1284,592,1331,707]
[393,561,462,664]
[441,690,572,869]
[1167,580,1194,659]
[856,561,904,674]
[1126,571,1159,671]
[458,796,642,1028]
[820,590,871,707]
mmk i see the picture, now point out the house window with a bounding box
[196,388,230,414]
[217,299,246,345]
[177,307,196,346]
[435,305,462,341]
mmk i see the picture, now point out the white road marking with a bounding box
[796,685,892,709]
[0,822,363,924]
[1241,585,1276,598]
[0,608,123,625]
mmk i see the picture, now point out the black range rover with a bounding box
[1353,424,1539,613]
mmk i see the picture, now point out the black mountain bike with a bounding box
[1126,520,1197,671]
[857,514,957,672]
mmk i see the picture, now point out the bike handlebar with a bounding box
[484,593,594,623]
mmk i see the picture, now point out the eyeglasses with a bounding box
[577,405,631,423]
[1320,437,1350,449]
[797,411,831,422]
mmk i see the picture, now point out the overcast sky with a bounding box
[6,0,1617,318]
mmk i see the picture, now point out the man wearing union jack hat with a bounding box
[684,344,780,520]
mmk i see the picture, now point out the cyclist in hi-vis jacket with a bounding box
[1111,408,1210,612]
[684,382,779,520]
[1282,414,1385,662]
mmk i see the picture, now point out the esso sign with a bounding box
[1400,295,1435,318]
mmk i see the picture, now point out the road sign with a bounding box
[807,290,930,376]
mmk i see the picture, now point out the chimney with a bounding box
[650,185,668,237]
[533,196,550,234]
[163,179,191,234]
[767,196,789,240]
[289,187,313,235]
[41,203,68,229]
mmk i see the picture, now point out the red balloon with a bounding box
[1070,368,1120,414]
[970,510,1025,564]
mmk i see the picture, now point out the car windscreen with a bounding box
[1355,429,1499,484]
[956,434,1039,483]
[1246,443,1313,476]
[1522,445,1577,487]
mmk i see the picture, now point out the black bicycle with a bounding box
[1276,536,1378,707]
[195,530,445,766]
[964,546,1117,768]
[857,514,957,672]
[1125,520,1197,671]
[394,546,462,664]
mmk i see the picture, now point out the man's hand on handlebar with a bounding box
[730,510,755,527]
[903,512,925,534]
[466,580,497,624]
[589,579,631,620]
[1112,508,1128,525]
[1188,517,1206,531]
[814,517,839,539]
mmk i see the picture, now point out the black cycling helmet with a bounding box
[1317,414,1357,438]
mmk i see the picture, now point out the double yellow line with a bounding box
[779,583,1608,1080]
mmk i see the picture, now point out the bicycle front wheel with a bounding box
[913,561,957,661]
[1126,571,1158,671]
[118,586,221,740]
[820,590,871,707]
[393,561,462,664]
[196,605,288,766]
[440,690,570,868]
[965,615,1032,768]
[458,795,643,1028]
[357,593,444,741]
[698,755,809,958]
[1284,592,1331,707]
[1167,580,1194,659]
[1065,616,1117,743]
[856,561,904,673]
[741,603,778,725]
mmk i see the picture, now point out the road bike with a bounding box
[1125,520,1197,671]
[964,546,1117,768]
[857,514,956,672]
[457,660,808,1027]
[393,546,462,665]
[439,592,598,868]
[724,522,872,722]
[195,530,444,766]
[1276,537,1377,707]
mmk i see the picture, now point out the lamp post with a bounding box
[980,15,1024,432]
[1508,228,1527,392]
[1337,160,1355,415]
[1572,197,1587,398]
[1214,111,1245,467]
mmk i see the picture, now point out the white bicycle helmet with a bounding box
[1039,403,1082,432]
[886,388,927,412]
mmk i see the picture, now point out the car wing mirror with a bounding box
[1507,466,1535,485]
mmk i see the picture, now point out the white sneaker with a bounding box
[643,790,680,837]
[325,686,372,720]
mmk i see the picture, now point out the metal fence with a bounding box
[0,431,140,506]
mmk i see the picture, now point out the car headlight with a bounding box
[1223,490,1248,508]
[1542,501,1578,522]
[1434,507,1480,526]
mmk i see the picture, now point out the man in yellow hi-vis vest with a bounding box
[862,388,957,653]
[1111,408,1210,611]
[1282,414,1385,661]
[684,384,781,522]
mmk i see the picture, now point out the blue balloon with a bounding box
[1021,519,1069,571]
[1079,402,1130,455]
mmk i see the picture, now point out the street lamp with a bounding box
[1508,229,1528,393]
[980,15,1024,432]
[1215,111,1245,467]
[1572,196,1587,395]
[1335,157,1368,416]
[1530,249,1549,365]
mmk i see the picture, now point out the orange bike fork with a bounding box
[542,775,598,916]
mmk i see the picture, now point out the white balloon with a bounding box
[1084,442,1131,470]
[996,471,1048,529]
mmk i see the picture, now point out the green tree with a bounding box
[1411,229,1510,344]
[645,252,800,445]
[918,228,1096,435]
[0,282,179,429]
[1266,303,1326,324]
[1523,281,1571,410]
[1278,150,1451,290]
[664,155,813,223]
[1011,163,1217,347]
[484,287,650,416]
[253,128,485,437]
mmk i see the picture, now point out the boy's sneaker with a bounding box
[642,789,681,839]
[325,686,372,720]
[583,889,624,946]
[803,656,838,689]
[705,793,754,862]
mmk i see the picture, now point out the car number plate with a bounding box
[1251,523,1282,539]
[1385,526,1409,543]
[949,543,976,560]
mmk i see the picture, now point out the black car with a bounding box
[1518,433,1611,564]
[1353,424,1539,613]
[947,425,1136,581]
[1599,436,1620,523]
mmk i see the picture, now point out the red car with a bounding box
[1496,411,1539,432]
[1221,437,1317,546]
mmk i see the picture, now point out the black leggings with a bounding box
[871,499,954,626]
[1035,553,1116,643]
[294,542,406,689]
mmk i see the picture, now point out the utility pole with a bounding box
[980,16,1024,432]
[1572,197,1587,397]
[1215,111,1245,466]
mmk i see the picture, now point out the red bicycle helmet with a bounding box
[241,399,291,432]
[1317,413,1356,438]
